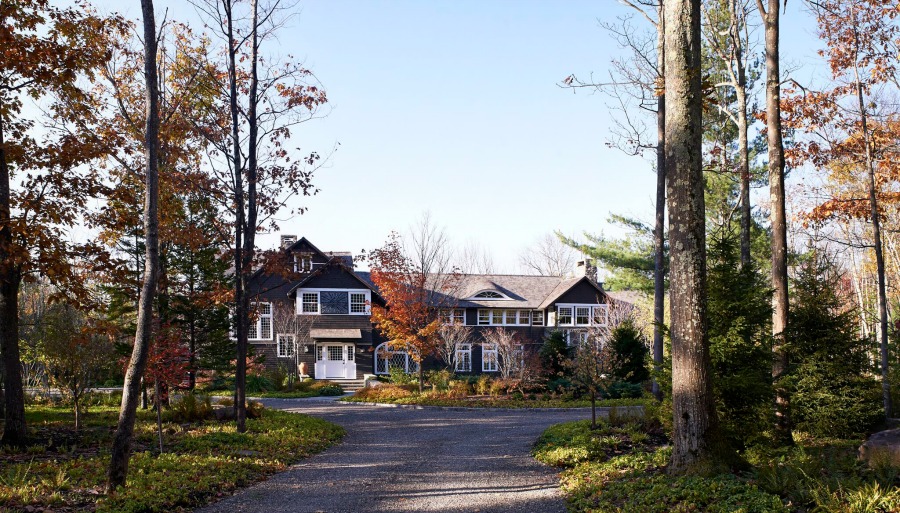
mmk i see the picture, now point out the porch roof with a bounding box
[310,328,362,340]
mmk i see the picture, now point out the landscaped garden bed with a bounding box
[0,394,344,512]
[340,374,650,409]
[533,418,900,512]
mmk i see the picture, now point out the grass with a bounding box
[533,419,900,513]
[0,401,344,512]
[205,389,323,399]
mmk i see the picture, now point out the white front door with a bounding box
[317,344,356,379]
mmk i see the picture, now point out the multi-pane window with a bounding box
[249,303,272,340]
[566,330,590,346]
[442,308,465,325]
[455,343,472,372]
[277,334,295,357]
[482,343,499,372]
[532,310,544,326]
[298,289,371,315]
[556,304,609,327]
[557,307,573,326]
[476,309,534,326]
[301,293,319,313]
[575,307,591,326]
[350,293,367,313]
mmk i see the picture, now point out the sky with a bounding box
[100,0,826,272]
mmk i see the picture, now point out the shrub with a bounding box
[609,319,650,384]
[605,381,643,399]
[539,331,570,378]
[475,375,492,395]
[448,380,472,397]
[310,382,344,396]
[169,394,213,423]
[388,366,418,385]
[245,374,275,394]
[351,384,414,402]
[426,369,453,391]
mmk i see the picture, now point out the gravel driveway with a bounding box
[195,397,595,513]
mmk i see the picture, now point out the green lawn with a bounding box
[533,419,900,513]
[0,402,344,512]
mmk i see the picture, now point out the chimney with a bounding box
[280,234,297,248]
[576,259,598,283]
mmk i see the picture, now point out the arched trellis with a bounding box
[374,342,420,375]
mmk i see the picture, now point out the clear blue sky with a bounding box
[104,0,823,272]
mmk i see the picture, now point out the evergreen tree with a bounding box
[609,318,650,384]
[786,250,883,438]
[707,230,773,449]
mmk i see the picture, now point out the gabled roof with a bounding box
[537,276,608,309]
[435,274,570,309]
[286,258,383,302]
[284,236,329,259]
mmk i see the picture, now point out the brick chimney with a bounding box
[280,234,297,248]
[576,259,598,283]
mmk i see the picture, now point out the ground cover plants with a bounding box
[0,394,344,512]
[534,418,900,513]
[342,372,649,409]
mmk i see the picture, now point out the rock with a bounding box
[236,449,262,457]
[212,406,236,422]
[859,428,900,466]
[365,379,382,388]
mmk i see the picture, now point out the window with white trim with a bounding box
[455,343,472,372]
[575,306,591,326]
[297,289,372,315]
[301,292,319,314]
[248,302,272,341]
[532,310,544,326]
[277,334,295,357]
[556,304,608,327]
[442,308,465,325]
[294,253,313,272]
[557,306,573,326]
[350,293,367,313]
[471,290,507,299]
[566,330,589,346]
[476,309,533,326]
[482,343,498,372]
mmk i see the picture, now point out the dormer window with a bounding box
[294,253,313,273]
[468,290,510,300]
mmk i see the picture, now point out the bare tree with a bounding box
[457,239,497,275]
[482,328,524,379]
[562,1,667,401]
[665,0,729,474]
[519,233,579,277]
[190,0,327,432]
[271,299,316,388]
[437,322,472,371]
[107,0,160,491]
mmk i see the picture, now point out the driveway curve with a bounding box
[195,397,595,513]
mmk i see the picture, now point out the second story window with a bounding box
[301,292,319,313]
[350,293,367,313]
[557,306,573,326]
[442,308,465,325]
[297,289,372,315]
[294,253,313,272]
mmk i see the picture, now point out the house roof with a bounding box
[537,276,607,309]
[286,258,383,300]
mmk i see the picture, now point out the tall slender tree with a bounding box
[755,0,792,445]
[665,0,728,474]
[190,0,327,432]
[106,0,160,491]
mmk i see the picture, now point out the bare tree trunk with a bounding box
[853,43,892,417]
[107,0,160,491]
[223,0,248,433]
[0,106,26,447]
[652,1,666,403]
[665,0,727,475]
[155,379,163,453]
[733,0,751,267]
[757,0,792,445]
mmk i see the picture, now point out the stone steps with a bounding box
[327,379,366,393]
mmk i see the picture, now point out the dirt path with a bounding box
[195,398,594,513]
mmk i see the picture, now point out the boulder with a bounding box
[859,428,900,466]
[212,406,236,422]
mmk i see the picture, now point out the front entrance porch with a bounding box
[314,343,357,380]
